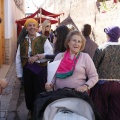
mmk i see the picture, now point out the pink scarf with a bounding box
[56,50,80,79]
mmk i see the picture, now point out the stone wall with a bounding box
[42,0,120,45]
[4,0,25,65]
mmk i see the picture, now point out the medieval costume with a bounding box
[91,26,120,120]
[16,18,53,112]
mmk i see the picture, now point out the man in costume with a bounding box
[16,18,53,118]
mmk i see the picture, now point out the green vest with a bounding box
[20,35,46,67]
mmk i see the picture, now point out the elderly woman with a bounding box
[34,31,101,120]
[45,30,98,92]
[33,30,101,120]
[91,26,120,120]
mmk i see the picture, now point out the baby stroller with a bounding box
[33,88,102,120]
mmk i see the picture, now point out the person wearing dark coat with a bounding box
[82,24,98,59]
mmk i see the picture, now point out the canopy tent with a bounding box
[15,8,64,36]
[24,8,64,19]
[16,17,58,26]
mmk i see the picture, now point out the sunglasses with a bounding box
[46,25,51,27]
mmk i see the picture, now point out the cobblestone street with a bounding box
[0,63,28,120]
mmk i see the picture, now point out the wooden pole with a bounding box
[40,8,42,26]
[58,17,60,25]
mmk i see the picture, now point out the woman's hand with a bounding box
[75,85,88,92]
[45,82,53,91]
[28,56,38,64]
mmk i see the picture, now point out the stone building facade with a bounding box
[42,0,120,45]
[1,0,120,67]
[0,0,25,67]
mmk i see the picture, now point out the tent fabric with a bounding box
[24,8,64,19]
[15,7,64,26]
[16,17,58,26]
[40,8,64,18]
[16,17,58,36]
[17,24,23,37]
[15,8,64,36]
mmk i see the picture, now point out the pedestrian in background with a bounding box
[37,25,70,60]
[82,24,98,59]
[91,26,120,120]
[39,19,54,44]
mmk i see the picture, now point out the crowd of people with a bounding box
[15,18,120,120]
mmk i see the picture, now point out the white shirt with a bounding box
[16,32,53,77]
